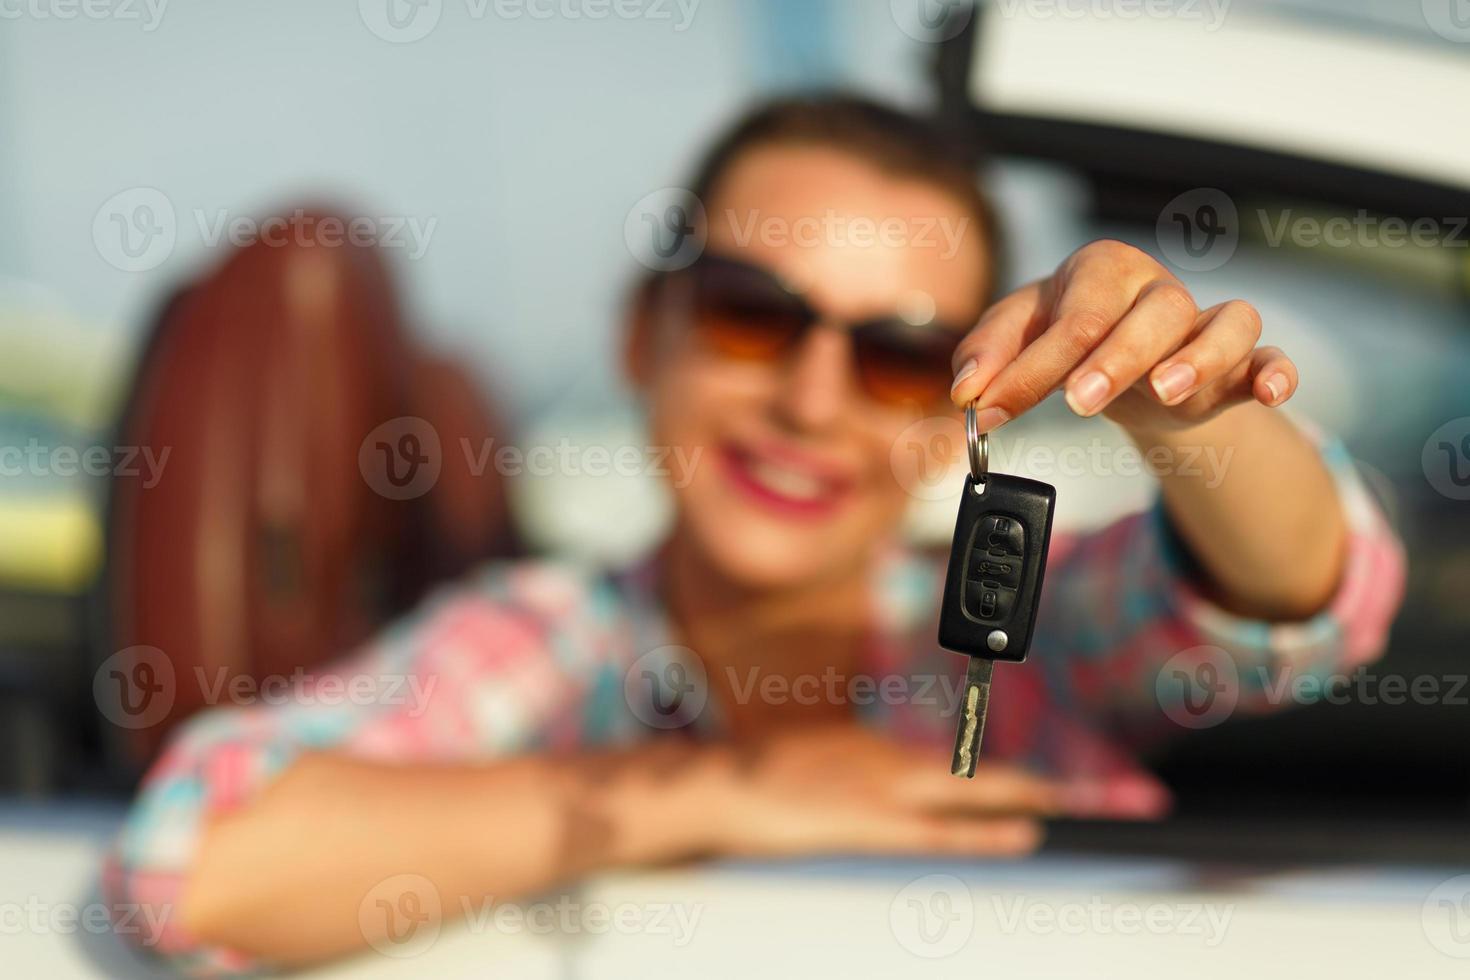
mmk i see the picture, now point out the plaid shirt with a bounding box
[105,434,1405,976]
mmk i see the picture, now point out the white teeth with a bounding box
[747,459,826,501]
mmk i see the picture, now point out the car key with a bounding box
[938,405,1056,778]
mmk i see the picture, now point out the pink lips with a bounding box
[718,441,855,520]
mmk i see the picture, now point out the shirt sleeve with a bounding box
[1036,426,1406,732]
[102,560,626,977]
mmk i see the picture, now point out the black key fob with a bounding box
[937,472,1056,664]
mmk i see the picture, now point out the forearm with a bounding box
[1127,402,1347,620]
[181,741,724,967]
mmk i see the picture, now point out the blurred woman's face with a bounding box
[637,143,991,591]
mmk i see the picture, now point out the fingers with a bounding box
[1145,300,1263,406]
[947,241,1297,433]
[1057,773,1173,821]
[896,763,1065,818]
[842,812,1044,857]
[1062,280,1198,417]
[965,248,1160,429]
[1162,342,1297,418]
[948,281,1046,415]
[908,816,1042,856]
[1250,345,1297,407]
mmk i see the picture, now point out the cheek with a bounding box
[859,414,928,519]
[645,339,761,451]
[882,407,970,502]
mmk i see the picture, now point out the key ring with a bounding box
[965,402,989,486]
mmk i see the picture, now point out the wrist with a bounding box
[552,740,737,872]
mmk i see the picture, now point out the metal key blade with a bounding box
[950,657,993,778]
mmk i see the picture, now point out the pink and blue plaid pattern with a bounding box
[105,435,1405,976]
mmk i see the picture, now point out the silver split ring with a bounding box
[965,403,989,485]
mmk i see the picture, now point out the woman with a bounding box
[109,96,1403,973]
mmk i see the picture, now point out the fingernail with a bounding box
[1104,776,1172,821]
[971,406,1011,433]
[1262,373,1286,404]
[1064,371,1110,416]
[950,358,978,396]
[1151,362,1197,404]
[1005,822,1042,852]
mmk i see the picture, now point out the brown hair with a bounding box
[685,93,1003,306]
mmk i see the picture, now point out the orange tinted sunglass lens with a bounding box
[694,304,805,361]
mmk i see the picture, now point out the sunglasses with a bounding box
[662,253,966,407]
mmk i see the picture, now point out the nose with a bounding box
[775,322,856,434]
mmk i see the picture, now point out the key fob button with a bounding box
[979,515,1024,557]
[969,554,1021,590]
[965,581,1016,624]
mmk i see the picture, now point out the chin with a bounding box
[691,523,853,591]
[675,473,889,593]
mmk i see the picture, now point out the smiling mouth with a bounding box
[718,442,853,519]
